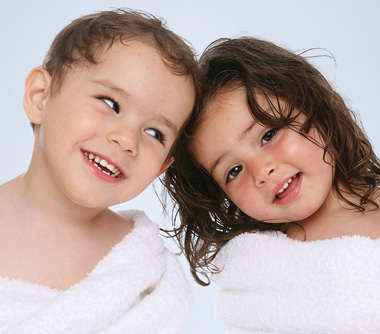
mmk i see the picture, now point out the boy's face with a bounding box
[192,87,335,224]
[30,41,195,209]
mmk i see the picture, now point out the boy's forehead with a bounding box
[59,39,194,130]
[92,38,160,66]
[53,36,196,100]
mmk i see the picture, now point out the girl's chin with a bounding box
[260,213,312,224]
[261,218,293,224]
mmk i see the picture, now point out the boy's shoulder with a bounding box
[0,177,23,221]
[96,209,135,245]
[103,209,161,243]
[112,209,160,235]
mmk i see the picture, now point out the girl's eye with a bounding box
[262,129,277,145]
[99,97,120,114]
[226,165,243,183]
[145,128,165,143]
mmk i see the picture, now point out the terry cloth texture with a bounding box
[212,231,380,334]
[0,210,192,334]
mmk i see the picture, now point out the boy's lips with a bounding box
[82,150,125,180]
[273,173,302,204]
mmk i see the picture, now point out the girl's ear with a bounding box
[157,157,174,176]
[23,66,52,125]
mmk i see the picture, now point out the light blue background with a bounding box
[1,1,379,333]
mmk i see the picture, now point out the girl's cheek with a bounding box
[323,150,335,168]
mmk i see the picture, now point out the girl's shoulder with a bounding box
[213,230,380,288]
[217,229,380,261]
[212,233,380,333]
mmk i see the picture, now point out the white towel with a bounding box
[212,231,380,334]
[0,210,192,334]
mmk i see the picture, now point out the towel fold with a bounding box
[0,210,192,334]
[212,231,380,334]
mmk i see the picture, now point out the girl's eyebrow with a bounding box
[210,155,225,177]
[210,120,256,176]
[238,120,256,141]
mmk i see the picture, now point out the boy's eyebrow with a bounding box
[92,79,129,99]
[92,79,178,134]
[156,115,178,134]
[210,120,256,177]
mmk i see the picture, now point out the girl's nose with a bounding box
[107,129,138,156]
[250,160,275,187]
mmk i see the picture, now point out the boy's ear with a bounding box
[23,66,52,125]
[157,157,174,176]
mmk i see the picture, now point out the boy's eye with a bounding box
[226,166,243,183]
[262,129,277,144]
[145,128,165,143]
[99,97,120,114]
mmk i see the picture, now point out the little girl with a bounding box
[163,37,380,333]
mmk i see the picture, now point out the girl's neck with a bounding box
[287,188,380,242]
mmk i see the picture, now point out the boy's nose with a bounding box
[107,130,138,156]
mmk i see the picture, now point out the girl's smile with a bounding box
[192,88,335,224]
[273,172,302,205]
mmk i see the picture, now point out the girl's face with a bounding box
[192,87,335,223]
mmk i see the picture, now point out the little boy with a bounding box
[0,9,198,333]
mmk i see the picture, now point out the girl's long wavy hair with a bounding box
[162,37,380,285]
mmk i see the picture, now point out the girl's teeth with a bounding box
[278,177,294,194]
[94,156,100,163]
[89,153,94,160]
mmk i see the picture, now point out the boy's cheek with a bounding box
[156,157,174,176]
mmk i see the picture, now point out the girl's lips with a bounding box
[273,173,302,205]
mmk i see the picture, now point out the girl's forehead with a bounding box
[205,87,286,119]
[206,87,247,115]
[196,88,252,137]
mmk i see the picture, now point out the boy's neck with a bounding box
[0,174,134,291]
[1,173,107,232]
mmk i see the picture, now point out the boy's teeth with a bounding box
[84,151,121,178]
[100,159,108,167]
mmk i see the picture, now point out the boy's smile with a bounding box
[26,41,195,210]
[83,150,123,181]
[192,88,335,224]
